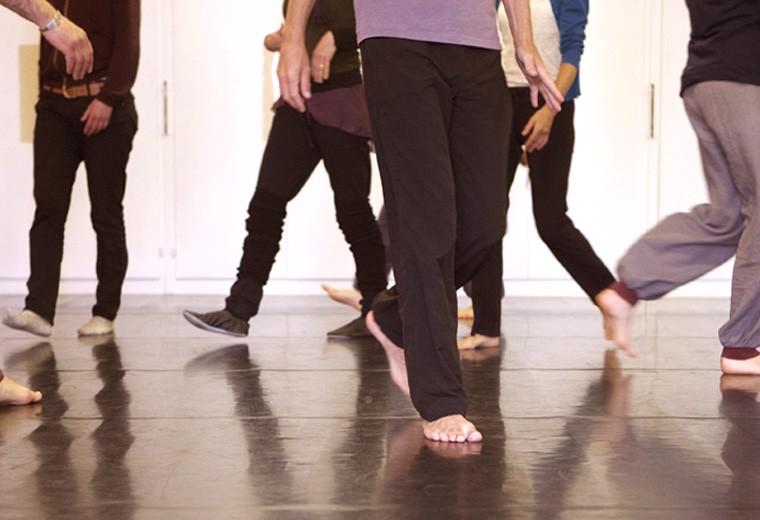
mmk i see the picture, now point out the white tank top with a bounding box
[498,0,562,88]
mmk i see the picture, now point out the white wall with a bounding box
[0,1,730,298]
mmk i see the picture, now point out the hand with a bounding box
[265,25,284,52]
[276,40,311,112]
[310,31,335,84]
[521,106,556,152]
[42,17,94,81]
[514,43,564,112]
[80,98,113,136]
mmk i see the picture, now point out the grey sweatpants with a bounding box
[618,81,760,349]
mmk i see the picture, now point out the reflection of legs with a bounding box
[526,97,614,301]
[362,39,508,441]
[82,95,137,330]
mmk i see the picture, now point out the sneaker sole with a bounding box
[182,310,248,338]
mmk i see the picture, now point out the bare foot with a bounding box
[2,309,52,337]
[423,414,483,443]
[366,311,410,397]
[596,288,636,357]
[720,354,760,375]
[457,306,474,322]
[458,334,499,351]
[0,375,42,405]
[322,284,362,311]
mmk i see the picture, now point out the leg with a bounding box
[362,39,507,440]
[24,93,83,326]
[185,105,321,336]
[525,97,615,301]
[318,123,386,316]
[82,94,138,329]
[227,105,322,320]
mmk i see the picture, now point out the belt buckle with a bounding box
[62,83,72,99]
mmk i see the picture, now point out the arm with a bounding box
[277,0,317,112]
[80,0,140,136]
[1,0,93,80]
[502,0,564,111]
[521,0,588,152]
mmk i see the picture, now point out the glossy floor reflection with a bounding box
[1,295,758,519]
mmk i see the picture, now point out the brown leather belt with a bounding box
[42,82,105,99]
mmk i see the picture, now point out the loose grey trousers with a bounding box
[618,81,760,349]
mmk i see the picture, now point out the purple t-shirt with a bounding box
[354,0,501,51]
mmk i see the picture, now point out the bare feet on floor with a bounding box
[78,316,115,336]
[366,311,410,397]
[457,306,474,322]
[321,284,362,311]
[458,333,499,350]
[720,354,760,375]
[2,309,52,337]
[0,376,42,406]
[596,288,636,357]
[423,414,483,443]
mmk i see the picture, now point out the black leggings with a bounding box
[469,88,615,337]
[225,104,386,320]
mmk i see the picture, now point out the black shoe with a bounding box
[183,309,249,337]
[327,316,372,339]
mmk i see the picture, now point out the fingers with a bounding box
[276,45,310,112]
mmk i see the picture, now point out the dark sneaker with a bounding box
[183,309,249,337]
[327,316,372,339]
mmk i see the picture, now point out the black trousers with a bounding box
[469,88,615,337]
[360,39,511,421]
[225,103,386,320]
[26,91,137,324]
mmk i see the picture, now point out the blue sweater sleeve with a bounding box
[550,0,589,99]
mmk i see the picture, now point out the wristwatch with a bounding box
[41,10,63,33]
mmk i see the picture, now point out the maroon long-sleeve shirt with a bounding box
[38,0,140,107]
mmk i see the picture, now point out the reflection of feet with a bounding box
[457,306,474,322]
[183,309,249,337]
[425,438,483,457]
[0,375,42,405]
[721,351,760,375]
[458,334,499,350]
[327,316,372,339]
[366,311,409,397]
[321,284,362,311]
[596,288,636,357]
[2,309,52,337]
[78,316,114,336]
[720,374,760,394]
[423,414,482,443]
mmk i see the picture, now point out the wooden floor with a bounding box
[1,293,759,520]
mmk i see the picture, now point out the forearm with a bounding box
[1,0,56,27]
[281,0,317,45]
[554,63,577,98]
[502,0,534,49]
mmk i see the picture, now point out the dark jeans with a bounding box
[360,38,511,421]
[26,91,137,324]
[225,103,386,320]
[469,88,615,337]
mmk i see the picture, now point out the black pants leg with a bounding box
[26,92,136,324]
[84,95,137,320]
[361,39,510,421]
[226,103,385,320]
[469,89,615,337]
